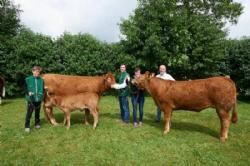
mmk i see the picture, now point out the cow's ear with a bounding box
[145,71,150,77]
[149,73,155,79]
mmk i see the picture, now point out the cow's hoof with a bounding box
[220,137,226,143]
[163,130,169,135]
[85,122,89,125]
[52,122,58,126]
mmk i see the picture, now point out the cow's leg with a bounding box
[217,109,230,142]
[0,96,2,105]
[84,109,90,125]
[92,108,99,130]
[45,107,58,125]
[163,107,172,135]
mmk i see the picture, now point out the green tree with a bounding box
[54,32,118,75]
[120,0,243,79]
[225,38,250,98]
[4,28,55,96]
[0,0,21,74]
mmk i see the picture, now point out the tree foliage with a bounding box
[225,38,250,98]
[0,0,248,98]
[120,0,243,78]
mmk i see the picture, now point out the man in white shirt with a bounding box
[155,65,175,122]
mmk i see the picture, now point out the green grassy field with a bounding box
[0,96,250,165]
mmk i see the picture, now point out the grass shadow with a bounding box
[171,121,218,138]
[0,100,12,106]
[101,112,120,120]
[46,111,87,126]
[44,110,218,138]
[143,112,218,138]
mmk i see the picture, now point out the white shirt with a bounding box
[156,73,175,81]
[111,76,130,89]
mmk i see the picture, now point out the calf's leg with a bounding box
[64,110,71,129]
[84,109,90,125]
[45,107,58,125]
[92,108,99,129]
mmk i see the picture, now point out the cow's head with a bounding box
[132,71,154,90]
[104,72,116,87]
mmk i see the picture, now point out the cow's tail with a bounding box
[231,102,238,123]
[2,86,5,97]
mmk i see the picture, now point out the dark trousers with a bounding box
[118,96,130,123]
[25,101,41,128]
[131,95,144,123]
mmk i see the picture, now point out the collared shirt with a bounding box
[156,73,175,81]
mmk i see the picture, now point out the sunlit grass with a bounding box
[0,96,249,165]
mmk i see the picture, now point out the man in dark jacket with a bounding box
[111,64,130,123]
[24,66,44,133]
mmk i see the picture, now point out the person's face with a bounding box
[32,69,40,77]
[120,65,126,72]
[159,65,166,74]
[134,70,141,78]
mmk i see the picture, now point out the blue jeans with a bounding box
[119,96,130,123]
[131,95,144,123]
[156,107,161,122]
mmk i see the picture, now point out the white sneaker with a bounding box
[35,125,40,129]
[25,128,30,133]
[133,122,138,128]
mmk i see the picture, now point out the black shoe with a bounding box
[155,120,160,123]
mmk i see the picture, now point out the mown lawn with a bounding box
[0,96,250,165]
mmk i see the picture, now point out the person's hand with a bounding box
[131,79,135,84]
[28,92,34,96]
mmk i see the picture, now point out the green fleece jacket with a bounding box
[25,76,44,102]
[118,72,130,97]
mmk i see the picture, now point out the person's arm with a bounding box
[25,78,29,95]
[111,76,130,90]
[167,74,175,81]
[25,78,34,96]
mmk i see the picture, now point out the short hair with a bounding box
[120,64,126,67]
[159,65,166,69]
[32,66,42,71]
[134,67,141,73]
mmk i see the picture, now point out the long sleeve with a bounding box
[165,74,175,81]
[156,73,175,81]
[111,76,130,90]
[25,78,29,95]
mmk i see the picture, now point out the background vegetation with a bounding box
[0,0,249,99]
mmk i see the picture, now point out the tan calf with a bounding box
[44,92,100,129]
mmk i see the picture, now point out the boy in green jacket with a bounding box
[111,64,130,123]
[24,66,44,133]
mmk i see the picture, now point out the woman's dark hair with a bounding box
[134,67,141,73]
